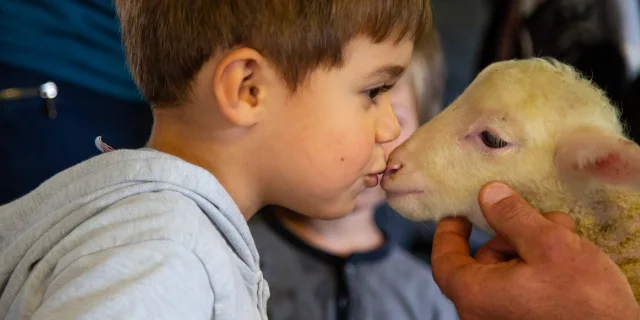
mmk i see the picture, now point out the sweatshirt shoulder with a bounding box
[105,190,214,239]
[56,191,230,267]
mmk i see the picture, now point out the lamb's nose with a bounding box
[384,161,403,177]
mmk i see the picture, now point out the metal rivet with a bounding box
[40,82,58,99]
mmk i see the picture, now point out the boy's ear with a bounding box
[554,126,640,190]
[213,48,266,127]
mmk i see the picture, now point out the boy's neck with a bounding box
[276,206,385,258]
[147,109,264,220]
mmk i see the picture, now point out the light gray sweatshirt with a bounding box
[0,149,269,319]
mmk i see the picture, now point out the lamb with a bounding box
[381,57,640,301]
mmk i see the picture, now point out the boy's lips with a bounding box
[363,161,386,188]
[362,160,387,188]
[364,174,380,188]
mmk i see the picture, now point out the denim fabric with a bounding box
[0,63,152,204]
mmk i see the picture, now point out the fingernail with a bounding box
[483,182,514,205]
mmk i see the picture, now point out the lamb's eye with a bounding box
[480,131,508,148]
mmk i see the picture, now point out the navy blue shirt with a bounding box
[0,0,142,102]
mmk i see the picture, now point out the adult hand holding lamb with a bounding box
[430,181,640,320]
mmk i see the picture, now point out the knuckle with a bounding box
[536,227,577,262]
[545,211,577,232]
[581,239,606,258]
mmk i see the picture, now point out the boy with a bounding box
[0,1,432,319]
[248,29,459,320]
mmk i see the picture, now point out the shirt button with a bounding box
[344,263,355,275]
[338,296,348,309]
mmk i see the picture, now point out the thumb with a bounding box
[478,181,561,262]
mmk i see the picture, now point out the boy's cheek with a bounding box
[299,150,370,186]
[281,110,381,181]
[331,132,378,167]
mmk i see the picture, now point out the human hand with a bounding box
[431,181,640,320]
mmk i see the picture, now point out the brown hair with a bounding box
[114,1,432,107]
[409,28,446,123]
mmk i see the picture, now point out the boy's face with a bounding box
[353,66,421,212]
[262,36,414,219]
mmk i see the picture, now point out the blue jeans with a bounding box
[0,63,153,204]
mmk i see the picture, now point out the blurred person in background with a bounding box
[0,0,153,205]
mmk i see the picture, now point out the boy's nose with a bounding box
[376,99,401,144]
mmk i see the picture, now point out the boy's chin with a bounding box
[306,207,355,221]
[293,199,356,221]
[288,188,384,221]
[353,187,385,213]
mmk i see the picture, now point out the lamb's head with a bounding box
[381,57,640,234]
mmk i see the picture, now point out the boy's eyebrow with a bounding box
[365,65,406,81]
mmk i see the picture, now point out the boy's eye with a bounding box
[364,84,394,103]
[365,88,383,100]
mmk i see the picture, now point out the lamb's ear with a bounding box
[554,126,640,190]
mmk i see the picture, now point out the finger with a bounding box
[542,211,576,233]
[474,235,518,264]
[482,234,517,254]
[477,181,564,262]
[474,246,516,264]
[432,217,473,263]
[431,217,478,298]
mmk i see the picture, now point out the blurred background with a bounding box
[1,0,639,265]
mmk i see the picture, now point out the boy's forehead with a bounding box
[364,65,406,81]
[343,37,414,80]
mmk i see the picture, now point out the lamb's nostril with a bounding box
[385,162,403,176]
